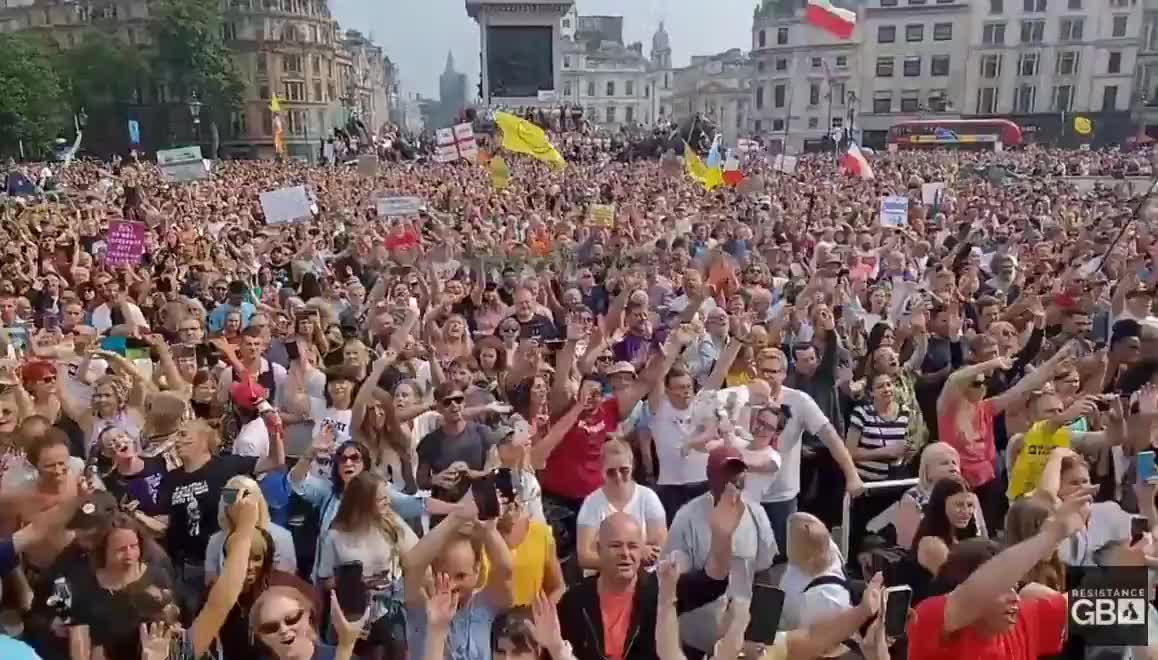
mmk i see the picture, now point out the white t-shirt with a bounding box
[576,484,666,538]
[233,418,269,458]
[310,402,353,445]
[650,397,706,486]
[738,442,782,504]
[91,301,147,333]
[761,388,832,503]
[777,538,844,631]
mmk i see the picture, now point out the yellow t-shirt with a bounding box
[483,519,555,607]
[1007,421,1072,499]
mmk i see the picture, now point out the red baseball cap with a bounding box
[707,445,747,484]
[229,380,268,410]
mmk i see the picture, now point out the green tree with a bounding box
[0,33,69,156]
[149,0,243,154]
[60,35,151,112]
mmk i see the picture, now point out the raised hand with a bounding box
[529,592,566,655]
[424,573,459,629]
[709,484,746,540]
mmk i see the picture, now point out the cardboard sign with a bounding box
[771,154,797,174]
[590,204,616,227]
[921,182,946,205]
[376,196,424,217]
[105,220,146,266]
[357,155,378,176]
[260,185,312,225]
[879,196,909,227]
[157,146,208,182]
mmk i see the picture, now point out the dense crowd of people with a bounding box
[0,139,1154,660]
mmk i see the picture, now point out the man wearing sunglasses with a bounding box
[417,382,498,506]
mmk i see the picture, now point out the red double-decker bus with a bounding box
[886,119,1024,150]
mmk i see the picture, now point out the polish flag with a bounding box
[806,0,856,40]
[841,143,874,180]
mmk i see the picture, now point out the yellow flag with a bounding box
[490,155,511,190]
[684,143,723,191]
[493,112,565,170]
[1073,116,1092,136]
[269,95,282,113]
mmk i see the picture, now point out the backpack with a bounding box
[802,576,867,660]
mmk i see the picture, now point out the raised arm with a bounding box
[402,504,472,607]
[938,356,1011,412]
[989,342,1076,414]
[529,401,584,470]
[188,495,258,657]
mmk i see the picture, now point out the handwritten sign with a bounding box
[105,220,146,267]
[376,196,424,217]
[260,185,312,225]
[921,182,946,206]
[157,146,208,182]
[879,196,909,227]
[590,204,616,227]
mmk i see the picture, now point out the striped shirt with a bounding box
[849,402,911,481]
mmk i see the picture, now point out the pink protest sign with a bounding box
[105,220,146,267]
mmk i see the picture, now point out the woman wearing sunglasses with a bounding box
[575,439,667,571]
[245,587,365,660]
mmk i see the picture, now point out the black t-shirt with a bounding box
[270,261,295,289]
[70,562,173,660]
[159,454,258,563]
[104,456,170,516]
[510,313,559,342]
[416,422,495,502]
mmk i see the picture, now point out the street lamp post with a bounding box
[188,92,203,145]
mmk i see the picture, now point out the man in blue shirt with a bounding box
[207,280,257,333]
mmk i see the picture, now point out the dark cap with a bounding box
[433,382,465,403]
[69,491,119,530]
[707,445,747,483]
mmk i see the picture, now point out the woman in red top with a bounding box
[937,342,1075,528]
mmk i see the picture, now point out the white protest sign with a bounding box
[376,196,424,217]
[454,123,478,161]
[157,146,208,182]
[260,185,312,225]
[921,182,946,205]
[435,128,458,163]
[879,196,909,227]
[771,154,797,174]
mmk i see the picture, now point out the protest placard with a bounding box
[376,196,424,217]
[260,185,312,225]
[105,220,146,267]
[157,146,209,182]
[590,204,616,227]
[879,196,909,227]
[771,154,797,174]
[921,182,946,205]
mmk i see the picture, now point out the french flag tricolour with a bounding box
[841,143,874,180]
[806,0,856,40]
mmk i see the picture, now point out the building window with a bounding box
[757,61,766,73]
[564,81,572,96]
[625,80,634,96]
[283,81,305,101]
[222,22,237,41]
[873,91,892,114]
[1018,52,1039,76]
[587,81,595,97]
[777,28,788,44]
[754,120,762,132]
[1013,84,1036,112]
[625,106,634,123]
[809,83,820,105]
[756,86,765,109]
[976,87,998,113]
[563,55,571,69]
[1059,18,1083,42]
[980,54,1002,78]
[313,82,322,101]
[832,82,846,102]
[1067,0,1081,7]
[262,109,273,136]
[878,25,896,43]
[876,57,895,77]
[257,54,268,75]
[644,85,650,97]
[562,18,570,28]
[1052,84,1073,110]
[258,85,270,100]
[775,58,788,71]
[901,91,920,113]
[606,81,615,96]
[832,117,844,129]
[287,110,305,135]
[1108,51,1122,74]
[835,55,847,68]
[1113,15,1128,38]
[1020,20,1044,44]
[933,23,952,41]
[906,24,924,42]
[770,118,785,131]
[982,23,1006,45]
[1056,50,1080,75]
[881,0,898,5]
[758,29,766,48]
[1103,85,1119,110]
[774,84,786,108]
[283,54,303,74]
[1023,0,1045,11]
[931,55,950,76]
[811,57,822,69]
[990,0,1003,12]
[808,117,819,129]
[605,106,615,123]
[903,56,921,76]
[928,92,948,110]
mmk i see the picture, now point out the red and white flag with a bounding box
[806,0,856,40]
[841,143,874,180]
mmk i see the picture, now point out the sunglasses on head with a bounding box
[256,608,305,636]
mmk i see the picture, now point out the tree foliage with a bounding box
[0,33,69,155]
[61,36,150,112]
[149,0,243,120]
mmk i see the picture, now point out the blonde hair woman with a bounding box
[203,475,298,583]
[894,442,962,549]
[777,512,847,632]
[58,359,147,458]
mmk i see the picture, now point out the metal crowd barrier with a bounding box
[839,478,919,559]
